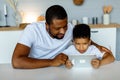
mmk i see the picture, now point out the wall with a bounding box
[0,0,120,26]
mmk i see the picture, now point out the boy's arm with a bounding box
[91,42,115,68]
[91,41,115,65]
[91,52,115,69]
[65,60,73,69]
[100,52,115,66]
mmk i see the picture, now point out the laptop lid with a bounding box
[68,54,96,68]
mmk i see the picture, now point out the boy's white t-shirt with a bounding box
[18,21,73,59]
[62,45,105,59]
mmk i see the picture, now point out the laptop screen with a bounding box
[68,54,96,68]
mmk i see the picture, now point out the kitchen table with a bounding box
[0,61,120,80]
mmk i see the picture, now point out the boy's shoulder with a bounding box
[89,45,98,49]
[87,45,101,53]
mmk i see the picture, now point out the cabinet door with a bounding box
[0,31,23,63]
[91,28,116,57]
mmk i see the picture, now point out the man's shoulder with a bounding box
[68,23,73,28]
[25,21,45,30]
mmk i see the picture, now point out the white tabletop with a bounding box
[0,61,120,80]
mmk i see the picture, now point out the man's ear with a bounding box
[46,22,49,30]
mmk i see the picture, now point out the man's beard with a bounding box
[48,29,64,39]
[53,34,64,39]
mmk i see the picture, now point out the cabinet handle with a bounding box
[91,31,98,33]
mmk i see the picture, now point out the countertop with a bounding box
[89,23,120,28]
[0,61,120,80]
[0,27,23,31]
[0,23,120,31]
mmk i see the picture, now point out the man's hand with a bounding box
[91,59,101,69]
[51,53,68,67]
[98,46,111,53]
[91,41,111,53]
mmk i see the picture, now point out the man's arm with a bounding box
[12,43,68,69]
[91,40,111,53]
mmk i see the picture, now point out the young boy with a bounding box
[63,24,115,69]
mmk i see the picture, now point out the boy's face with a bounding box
[73,38,91,53]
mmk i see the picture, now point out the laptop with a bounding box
[68,54,96,68]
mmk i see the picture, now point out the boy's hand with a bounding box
[65,60,73,69]
[91,59,100,69]
[51,53,68,67]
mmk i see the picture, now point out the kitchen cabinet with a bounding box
[0,28,23,63]
[91,27,120,60]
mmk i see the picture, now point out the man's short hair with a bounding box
[45,5,68,25]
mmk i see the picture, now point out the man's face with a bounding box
[73,38,91,53]
[46,18,68,39]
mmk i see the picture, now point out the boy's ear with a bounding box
[89,39,92,45]
[73,40,75,44]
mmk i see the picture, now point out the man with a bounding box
[12,5,110,69]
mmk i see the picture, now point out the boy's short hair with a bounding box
[73,24,91,39]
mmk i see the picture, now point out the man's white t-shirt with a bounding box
[63,45,105,59]
[18,21,73,59]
